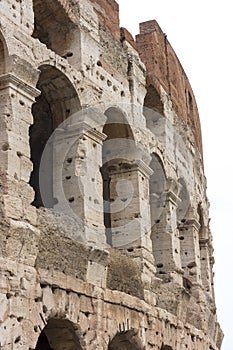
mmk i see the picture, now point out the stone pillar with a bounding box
[41,113,107,247]
[106,159,156,288]
[199,226,213,295]
[178,211,202,287]
[0,73,39,224]
[151,178,183,284]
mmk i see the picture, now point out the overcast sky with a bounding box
[117,1,233,349]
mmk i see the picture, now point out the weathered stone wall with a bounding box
[136,20,203,155]
[0,0,223,349]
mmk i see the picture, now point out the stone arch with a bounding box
[161,345,173,350]
[29,64,81,208]
[0,31,8,75]
[103,107,134,141]
[143,84,165,141]
[32,0,81,66]
[144,84,164,115]
[35,318,83,350]
[108,329,144,350]
[102,107,135,245]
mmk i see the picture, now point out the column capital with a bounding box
[179,218,201,232]
[0,73,40,101]
[53,121,107,145]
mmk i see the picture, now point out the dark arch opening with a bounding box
[29,65,81,208]
[35,319,83,350]
[143,84,164,137]
[144,85,164,115]
[108,330,143,350]
[0,35,6,75]
[32,0,80,65]
[102,107,134,245]
[161,345,173,350]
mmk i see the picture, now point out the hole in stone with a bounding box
[19,100,25,106]
[6,293,12,299]
[14,336,21,344]
[34,297,42,303]
[97,60,102,67]
[121,91,125,97]
[68,197,75,203]
[65,176,71,180]
[157,263,163,268]
[179,236,184,240]
[127,248,134,252]
[67,158,73,163]
[43,305,48,313]
[2,143,9,151]
[66,52,73,57]
[17,151,23,157]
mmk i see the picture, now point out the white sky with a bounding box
[117,1,233,349]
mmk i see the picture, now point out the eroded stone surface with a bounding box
[0,0,223,349]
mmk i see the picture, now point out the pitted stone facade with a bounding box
[0,0,223,349]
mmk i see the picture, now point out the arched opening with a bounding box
[144,85,164,115]
[143,84,165,141]
[102,107,134,245]
[29,65,81,208]
[35,319,83,350]
[32,0,80,65]
[0,34,6,75]
[108,330,143,350]
[161,345,173,350]
[149,153,167,272]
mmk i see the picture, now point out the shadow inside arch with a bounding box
[108,329,144,350]
[0,30,9,75]
[35,318,83,350]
